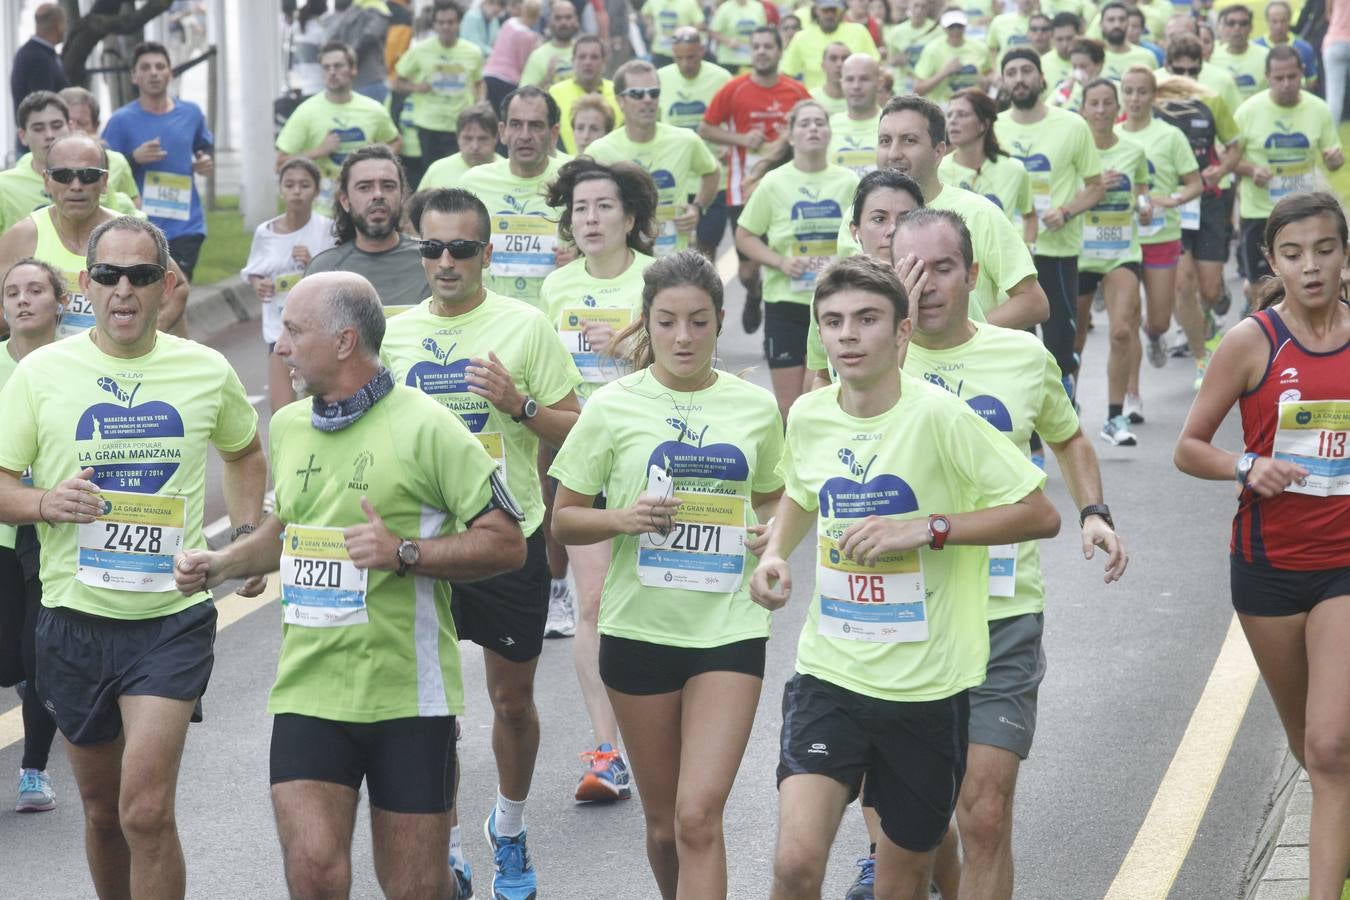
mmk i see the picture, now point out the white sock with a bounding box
[494,789,526,837]
[449,825,463,867]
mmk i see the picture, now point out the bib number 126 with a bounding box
[848,573,888,603]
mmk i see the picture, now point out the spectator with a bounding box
[484,0,545,112]
[463,0,507,53]
[11,4,68,137]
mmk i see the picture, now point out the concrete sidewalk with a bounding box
[1246,753,1312,899]
[185,275,261,341]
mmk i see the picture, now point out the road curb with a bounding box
[186,275,261,341]
[1243,750,1307,898]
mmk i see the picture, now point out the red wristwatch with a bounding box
[927,514,951,550]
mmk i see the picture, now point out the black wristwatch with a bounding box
[1079,504,1114,529]
[395,539,421,576]
[229,523,257,543]
[512,396,538,423]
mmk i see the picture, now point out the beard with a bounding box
[1104,27,1126,45]
[1009,83,1041,109]
[353,203,400,240]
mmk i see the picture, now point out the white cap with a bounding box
[940,8,969,28]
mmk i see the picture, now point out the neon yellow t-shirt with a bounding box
[1078,138,1147,273]
[905,323,1078,619]
[658,61,734,178]
[937,153,1034,224]
[914,38,993,106]
[781,21,881,91]
[1235,89,1342,220]
[586,123,720,256]
[1101,44,1159,82]
[394,36,485,130]
[0,343,19,549]
[779,371,1046,702]
[550,78,624,154]
[540,252,656,397]
[1115,117,1199,245]
[0,333,258,619]
[1210,43,1270,101]
[380,291,582,538]
[711,0,768,67]
[827,111,881,176]
[887,19,941,94]
[810,86,850,118]
[1041,51,1073,95]
[267,386,499,722]
[737,163,859,306]
[995,105,1103,258]
[646,0,705,56]
[520,40,575,88]
[460,155,568,305]
[418,151,506,191]
[274,92,400,216]
[549,368,784,647]
[987,12,1032,54]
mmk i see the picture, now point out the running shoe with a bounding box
[845,855,876,899]
[484,810,537,900]
[1168,328,1193,359]
[1099,415,1138,447]
[1092,287,1105,313]
[16,769,54,813]
[574,743,632,803]
[452,858,474,899]
[742,283,763,333]
[543,580,575,639]
[1145,332,1167,369]
[1215,286,1232,316]
[1204,308,1221,342]
[1194,354,1209,392]
[1124,393,1145,426]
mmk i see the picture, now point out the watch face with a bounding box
[932,516,951,534]
[398,541,419,565]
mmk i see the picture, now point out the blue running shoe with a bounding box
[16,768,54,812]
[845,855,875,899]
[575,743,632,803]
[484,810,537,900]
[451,858,473,899]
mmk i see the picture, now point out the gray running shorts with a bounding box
[967,612,1046,760]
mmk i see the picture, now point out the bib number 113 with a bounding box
[1318,431,1347,458]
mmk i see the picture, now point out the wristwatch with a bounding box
[1079,504,1114,529]
[229,523,257,543]
[395,539,421,576]
[512,396,538,423]
[1236,453,1259,486]
[927,514,951,551]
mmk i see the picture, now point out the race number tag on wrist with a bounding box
[637,491,747,593]
[141,171,193,221]
[988,543,1017,598]
[77,491,186,592]
[558,307,633,382]
[1272,399,1350,497]
[815,533,928,643]
[281,525,369,627]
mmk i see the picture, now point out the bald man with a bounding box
[828,53,882,176]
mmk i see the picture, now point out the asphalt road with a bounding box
[0,270,1288,899]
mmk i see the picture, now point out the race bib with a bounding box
[815,534,928,643]
[476,431,507,480]
[833,145,876,177]
[1031,178,1053,218]
[558,306,634,382]
[989,543,1017,598]
[1137,205,1164,239]
[281,524,369,627]
[274,271,302,297]
[1082,209,1132,259]
[1269,160,1315,200]
[655,204,680,257]
[790,239,836,294]
[142,171,192,222]
[490,215,557,278]
[76,491,185,592]
[637,491,747,593]
[57,292,95,338]
[431,63,466,93]
[1272,399,1350,497]
[1179,196,1200,231]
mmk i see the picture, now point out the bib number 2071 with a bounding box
[102,522,163,554]
[668,522,722,553]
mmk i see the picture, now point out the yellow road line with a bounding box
[1103,613,1261,900]
[0,579,281,753]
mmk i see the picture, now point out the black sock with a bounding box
[1109,403,1123,419]
[869,842,877,857]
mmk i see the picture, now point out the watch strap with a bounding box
[1079,503,1114,529]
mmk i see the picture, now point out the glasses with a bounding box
[672,33,702,44]
[417,238,486,260]
[619,87,661,100]
[1228,18,1252,26]
[87,263,166,287]
[1170,65,1201,76]
[47,167,107,185]
[1029,25,1051,31]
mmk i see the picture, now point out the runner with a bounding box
[750,255,1060,900]
[550,35,623,155]
[519,0,580,89]
[102,42,214,282]
[885,0,941,95]
[841,169,925,264]
[587,60,720,258]
[460,86,568,309]
[828,54,883,177]
[1041,12,1083,95]
[305,145,430,309]
[58,86,142,216]
[381,188,582,899]
[1097,2,1157,80]
[781,0,880,91]
[0,258,63,813]
[241,157,335,413]
[810,43,853,117]
[417,102,505,190]
[699,26,811,334]
[1049,37,1104,111]
[0,216,266,900]
[1115,66,1203,396]
[175,270,527,900]
[275,40,401,218]
[734,98,858,423]
[988,0,1040,55]
[1255,1,1320,90]
[914,9,994,107]
[550,249,785,899]
[540,157,658,799]
[643,0,705,68]
[1211,4,1269,101]
[940,88,1037,244]
[0,133,191,338]
[997,47,1105,398]
[1174,191,1350,900]
[569,94,616,155]
[711,0,770,73]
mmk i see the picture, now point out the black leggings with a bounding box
[0,539,56,771]
[1034,254,1080,378]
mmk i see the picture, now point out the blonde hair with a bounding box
[1121,64,1156,92]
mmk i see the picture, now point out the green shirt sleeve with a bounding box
[753,400,786,494]
[524,314,583,407]
[0,363,37,474]
[209,361,260,453]
[548,396,613,497]
[777,408,818,511]
[1034,347,1079,444]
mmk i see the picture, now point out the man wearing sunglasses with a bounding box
[586,60,720,258]
[1210,3,1270,101]
[0,134,191,340]
[382,188,582,900]
[0,215,266,900]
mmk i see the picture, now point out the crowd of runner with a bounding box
[1,0,1349,897]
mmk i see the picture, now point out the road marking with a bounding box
[247,394,265,407]
[716,243,738,284]
[1102,613,1261,900]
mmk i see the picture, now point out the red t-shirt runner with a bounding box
[703,73,811,205]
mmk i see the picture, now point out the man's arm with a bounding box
[984,273,1049,329]
[1042,173,1105,231]
[0,218,40,283]
[346,500,527,581]
[158,256,191,332]
[219,434,267,533]
[1046,429,1127,581]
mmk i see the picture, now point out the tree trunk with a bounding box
[61,0,174,87]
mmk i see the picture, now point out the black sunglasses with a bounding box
[47,167,107,185]
[619,87,661,100]
[1170,65,1201,76]
[1029,24,1052,31]
[87,263,166,287]
[417,238,486,260]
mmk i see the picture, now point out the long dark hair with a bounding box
[1257,191,1350,310]
[949,89,1004,163]
[616,250,724,371]
[545,157,657,256]
[332,145,407,245]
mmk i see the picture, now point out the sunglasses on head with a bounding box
[417,238,486,260]
[672,33,702,44]
[619,87,661,100]
[1170,65,1201,76]
[87,263,166,287]
[47,167,107,185]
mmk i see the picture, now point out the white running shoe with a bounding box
[1123,393,1145,425]
[1100,415,1138,447]
[544,580,575,638]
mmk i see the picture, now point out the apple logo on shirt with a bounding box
[75,376,185,492]
[647,416,750,481]
[820,448,918,519]
[405,337,491,431]
[922,371,1013,433]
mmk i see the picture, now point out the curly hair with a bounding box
[544,157,658,256]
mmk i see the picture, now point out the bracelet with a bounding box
[1059,206,1072,221]
[38,489,53,526]
[229,523,258,543]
